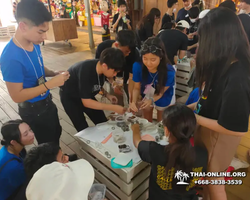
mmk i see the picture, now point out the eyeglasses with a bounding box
[141,44,162,54]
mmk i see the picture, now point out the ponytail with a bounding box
[0,140,7,146]
[165,140,195,176]
[1,120,24,147]
[162,104,197,192]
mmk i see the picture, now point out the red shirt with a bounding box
[101,13,109,26]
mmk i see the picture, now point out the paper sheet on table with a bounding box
[75,127,112,143]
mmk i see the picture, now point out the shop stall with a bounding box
[76,0,118,27]
[40,0,78,46]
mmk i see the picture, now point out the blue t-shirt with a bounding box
[0,147,26,200]
[0,39,49,103]
[133,62,175,107]
[186,87,200,105]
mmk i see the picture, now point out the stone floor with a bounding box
[0,30,250,200]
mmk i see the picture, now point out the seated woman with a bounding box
[130,37,176,122]
[0,120,34,200]
[131,104,208,200]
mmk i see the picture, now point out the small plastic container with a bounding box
[112,130,126,144]
[115,77,123,87]
[135,101,143,117]
[115,116,126,127]
[88,184,106,200]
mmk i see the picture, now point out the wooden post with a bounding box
[84,0,95,49]
[47,0,52,15]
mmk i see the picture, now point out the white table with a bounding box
[75,121,167,200]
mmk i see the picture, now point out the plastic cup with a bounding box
[88,184,106,200]
[112,130,126,144]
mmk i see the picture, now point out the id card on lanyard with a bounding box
[143,72,158,98]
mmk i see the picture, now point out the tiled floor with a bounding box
[0,30,250,200]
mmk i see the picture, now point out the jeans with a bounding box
[59,89,107,132]
[18,95,62,145]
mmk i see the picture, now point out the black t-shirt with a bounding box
[196,61,250,132]
[176,8,190,24]
[157,29,188,64]
[95,40,139,84]
[188,21,199,54]
[238,14,250,43]
[112,13,131,33]
[61,59,105,99]
[161,13,175,29]
[138,141,208,200]
[138,20,154,42]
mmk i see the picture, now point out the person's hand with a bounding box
[47,71,70,89]
[190,58,196,69]
[106,94,118,104]
[131,123,140,132]
[101,27,106,34]
[54,70,66,76]
[126,19,130,24]
[129,102,138,112]
[113,85,123,96]
[118,12,123,19]
[140,99,153,110]
[112,105,126,115]
[154,18,160,25]
[188,33,194,39]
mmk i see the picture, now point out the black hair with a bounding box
[238,14,250,42]
[192,0,200,6]
[24,143,61,179]
[139,8,161,30]
[1,120,25,147]
[240,0,250,5]
[197,7,250,97]
[175,26,185,31]
[167,0,178,8]
[16,0,52,26]
[118,0,127,7]
[162,104,196,192]
[116,30,136,50]
[100,48,125,72]
[162,22,175,30]
[141,37,170,95]
[188,6,200,19]
[219,0,236,12]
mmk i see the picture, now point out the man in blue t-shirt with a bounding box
[0,0,70,145]
[176,0,192,24]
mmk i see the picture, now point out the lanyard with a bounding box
[97,73,105,92]
[14,37,44,80]
[149,72,158,87]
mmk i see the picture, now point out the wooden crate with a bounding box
[176,61,193,97]
[7,25,16,37]
[75,137,150,200]
[0,27,8,38]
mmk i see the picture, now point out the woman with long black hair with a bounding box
[137,8,161,43]
[191,7,250,200]
[0,120,34,200]
[132,104,208,200]
[130,37,176,122]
